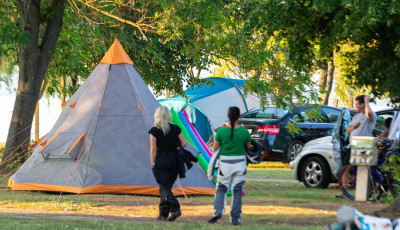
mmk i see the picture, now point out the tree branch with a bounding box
[73,0,156,40]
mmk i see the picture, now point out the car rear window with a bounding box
[241,108,288,119]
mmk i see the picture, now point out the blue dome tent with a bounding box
[159,77,260,141]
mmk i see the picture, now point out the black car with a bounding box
[238,105,341,162]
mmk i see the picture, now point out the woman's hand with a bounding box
[246,142,253,150]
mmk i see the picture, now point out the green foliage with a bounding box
[285,121,302,137]
[1,0,218,100]
[0,143,4,159]
[225,0,400,105]
[285,105,326,136]
[388,155,400,177]
[0,0,27,89]
[387,154,400,195]
[303,107,327,122]
[2,0,400,105]
[333,42,365,106]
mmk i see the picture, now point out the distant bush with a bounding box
[0,143,4,160]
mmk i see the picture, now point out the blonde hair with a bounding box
[154,106,171,135]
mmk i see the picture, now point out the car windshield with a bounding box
[241,107,288,119]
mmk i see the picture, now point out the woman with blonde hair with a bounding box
[148,105,187,221]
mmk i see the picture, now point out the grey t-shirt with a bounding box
[349,112,377,139]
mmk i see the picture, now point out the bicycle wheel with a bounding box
[340,167,381,201]
[340,182,356,200]
[339,166,356,200]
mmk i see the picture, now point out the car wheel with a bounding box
[301,156,331,188]
[285,140,304,162]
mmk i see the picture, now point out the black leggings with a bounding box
[152,152,180,217]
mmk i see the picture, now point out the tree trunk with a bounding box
[0,0,66,172]
[61,76,66,108]
[166,90,170,98]
[318,68,328,105]
[34,101,39,141]
[34,80,47,140]
[195,69,201,79]
[187,67,201,79]
[321,60,334,105]
[318,56,334,105]
[69,75,77,97]
[349,95,354,108]
[333,99,339,107]
[71,75,77,88]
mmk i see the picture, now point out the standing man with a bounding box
[346,95,377,139]
[336,95,377,198]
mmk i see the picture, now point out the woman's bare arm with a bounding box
[150,134,157,165]
[213,141,220,151]
[178,133,187,147]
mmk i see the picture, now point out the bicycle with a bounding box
[339,141,400,201]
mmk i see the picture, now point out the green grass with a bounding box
[0,189,107,208]
[0,160,337,207]
[0,216,324,230]
[0,160,337,229]
[247,161,293,179]
[247,168,293,179]
[0,180,339,210]
[244,180,339,202]
[0,200,98,210]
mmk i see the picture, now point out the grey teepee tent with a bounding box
[9,40,215,196]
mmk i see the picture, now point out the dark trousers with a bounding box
[152,152,180,217]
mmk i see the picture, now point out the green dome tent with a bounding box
[159,77,260,141]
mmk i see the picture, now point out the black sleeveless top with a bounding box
[148,124,181,153]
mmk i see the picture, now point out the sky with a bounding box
[0,73,62,143]
[0,71,392,143]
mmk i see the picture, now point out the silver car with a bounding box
[290,108,395,188]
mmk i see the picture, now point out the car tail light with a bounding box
[257,125,280,135]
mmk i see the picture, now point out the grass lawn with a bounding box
[0,161,394,229]
[0,215,323,230]
[247,168,293,180]
[247,161,293,180]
